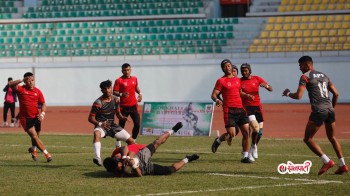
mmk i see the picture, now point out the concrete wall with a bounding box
[0,58,349,106]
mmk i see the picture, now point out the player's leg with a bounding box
[26,128,52,162]
[129,107,141,140]
[9,103,15,127]
[152,122,183,149]
[325,121,348,174]
[153,154,199,175]
[2,102,9,127]
[304,120,334,175]
[93,128,104,166]
[239,123,253,163]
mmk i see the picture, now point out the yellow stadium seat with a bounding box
[346,29,350,36]
[328,29,337,36]
[293,16,301,23]
[260,31,269,38]
[303,4,311,11]
[314,0,321,4]
[312,30,320,36]
[260,39,268,45]
[329,37,337,43]
[270,38,278,45]
[274,24,283,30]
[321,0,329,4]
[341,22,349,28]
[253,39,260,45]
[273,45,283,52]
[278,30,286,37]
[290,0,298,4]
[316,23,325,29]
[295,5,303,11]
[278,38,286,45]
[326,15,335,22]
[284,16,293,23]
[295,38,303,44]
[303,30,312,36]
[295,30,303,37]
[291,23,299,30]
[265,24,274,31]
[301,16,309,23]
[297,0,305,4]
[286,30,294,37]
[321,37,329,43]
[278,6,286,12]
[304,37,312,44]
[305,0,313,3]
[320,29,328,36]
[280,0,288,5]
[338,36,346,43]
[283,24,291,30]
[338,29,346,36]
[344,15,350,21]
[299,23,308,30]
[270,31,278,38]
[287,38,295,44]
[309,15,318,22]
[312,37,321,44]
[333,22,341,29]
[334,15,343,21]
[319,4,327,10]
[325,22,333,29]
[319,15,327,22]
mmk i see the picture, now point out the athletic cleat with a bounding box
[318,160,335,175]
[249,145,258,159]
[45,153,52,162]
[93,158,102,166]
[9,123,15,128]
[241,157,253,164]
[334,165,348,175]
[211,138,220,153]
[28,147,37,161]
[172,122,183,133]
[186,154,199,162]
[248,153,255,162]
[1,122,8,127]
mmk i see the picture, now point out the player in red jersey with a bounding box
[9,72,52,162]
[240,63,273,160]
[210,59,255,163]
[113,63,142,145]
[283,56,347,175]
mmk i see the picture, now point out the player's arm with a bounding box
[282,86,305,99]
[39,103,47,121]
[115,108,128,121]
[240,89,254,100]
[136,85,142,102]
[328,82,339,108]
[211,89,222,106]
[260,83,273,92]
[9,79,23,91]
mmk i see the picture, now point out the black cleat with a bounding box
[241,157,253,164]
[211,138,220,153]
[172,122,183,133]
[186,154,199,162]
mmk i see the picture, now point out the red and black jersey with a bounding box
[90,95,120,124]
[214,76,243,108]
[16,85,45,118]
[240,75,267,107]
[113,76,138,107]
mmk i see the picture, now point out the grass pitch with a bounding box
[0,132,349,195]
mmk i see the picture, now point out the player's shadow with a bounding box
[83,170,117,178]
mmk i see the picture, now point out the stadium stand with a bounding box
[0,0,349,59]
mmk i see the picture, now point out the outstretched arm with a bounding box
[282,86,305,100]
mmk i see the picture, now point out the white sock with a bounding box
[320,154,330,164]
[182,158,189,164]
[216,138,221,144]
[93,142,101,159]
[339,157,345,167]
[43,149,48,155]
[116,140,121,148]
[166,130,174,135]
[242,151,248,157]
[32,146,37,151]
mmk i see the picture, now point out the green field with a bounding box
[0,132,349,195]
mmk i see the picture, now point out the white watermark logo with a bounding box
[277,160,312,174]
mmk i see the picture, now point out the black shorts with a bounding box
[24,117,41,132]
[224,107,249,128]
[245,106,264,123]
[309,108,335,126]
[120,105,139,116]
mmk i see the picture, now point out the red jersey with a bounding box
[240,76,266,107]
[16,85,45,118]
[214,76,243,108]
[111,144,146,157]
[113,76,138,107]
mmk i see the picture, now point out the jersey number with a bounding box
[318,82,328,98]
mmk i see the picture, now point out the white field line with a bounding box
[140,174,343,196]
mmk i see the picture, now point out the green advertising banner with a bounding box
[141,102,214,136]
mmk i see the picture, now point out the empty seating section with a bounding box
[0,18,239,57]
[23,0,203,18]
[249,14,350,53]
[279,0,350,12]
[0,0,19,19]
